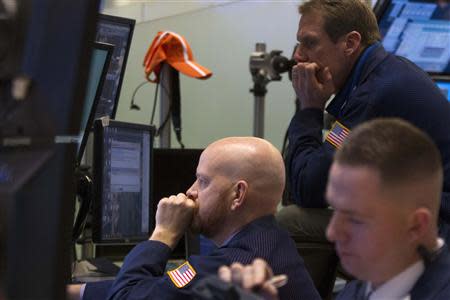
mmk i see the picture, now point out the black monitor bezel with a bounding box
[76,42,114,165]
[374,0,450,77]
[92,119,155,244]
[431,74,450,82]
[95,14,136,119]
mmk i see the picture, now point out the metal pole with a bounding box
[253,95,265,138]
[250,43,268,138]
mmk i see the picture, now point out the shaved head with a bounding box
[187,137,286,244]
[202,137,285,214]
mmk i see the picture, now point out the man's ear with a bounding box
[408,208,432,243]
[230,180,248,210]
[343,31,362,56]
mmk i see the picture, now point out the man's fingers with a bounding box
[241,265,256,289]
[217,259,280,300]
[323,66,332,81]
[252,258,273,284]
[230,262,244,285]
[218,266,232,283]
[260,281,279,300]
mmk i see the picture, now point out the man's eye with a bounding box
[304,41,313,48]
[348,217,364,225]
[300,39,316,49]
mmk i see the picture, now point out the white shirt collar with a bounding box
[365,238,444,300]
[365,260,424,300]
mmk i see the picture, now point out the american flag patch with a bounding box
[167,261,197,288]
[326,121,350,148]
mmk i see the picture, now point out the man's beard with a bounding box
[189,209,228,241]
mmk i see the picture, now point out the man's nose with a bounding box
[186,182,198,199]
[326,213,342,243]
[294,46,307,63]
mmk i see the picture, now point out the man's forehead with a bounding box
[326,163,399,214]
[326,183,374,218]
[298,14,326,38]
[327,164,377,199]
[197,150,222,174]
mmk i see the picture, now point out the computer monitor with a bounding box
[94,14,135,119]
[92,148,203,259]
[375,0,450,75]
[76,42,113,164]
[93,120,155,244]
[434,77,450,102]
[0,1,101,299]
[153,148,203,257]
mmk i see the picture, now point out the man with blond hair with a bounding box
[279,0,450,267]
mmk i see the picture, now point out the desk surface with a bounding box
[72,258,186,283]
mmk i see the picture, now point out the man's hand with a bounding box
[150,193,197,249]
[292,62,334,110]
[218,258,280,300]
[66,284,83,300]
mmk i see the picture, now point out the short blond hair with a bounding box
[299,0,381,46]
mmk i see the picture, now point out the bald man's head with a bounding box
[203,137,285,213]
[186,137,285,243]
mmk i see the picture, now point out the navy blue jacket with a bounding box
[288,44,450,225]
[336,245,450,300]
[84,215,320,300]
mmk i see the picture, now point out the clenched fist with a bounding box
[150,193,198,249]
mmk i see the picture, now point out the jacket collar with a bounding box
[410,243,450,299]
[327,43,388,118]
[219,215,276,247]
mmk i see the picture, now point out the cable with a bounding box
[128,78,159,131]
[130,67,185,147]
[129,80,149,111]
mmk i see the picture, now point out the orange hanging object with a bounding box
[143,31,212,83]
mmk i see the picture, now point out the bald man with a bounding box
[70,137,319,300]
[221,119,450,300]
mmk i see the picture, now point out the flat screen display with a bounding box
[94,14,135,119]
[93,120,155,243]
[377,0,450,75]
[76,42,113,164]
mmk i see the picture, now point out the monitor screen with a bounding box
[94,14,135,119]
[376,0,450,75]
[76,42,113,164]
[434,78,450,101]
[93,120,155,244]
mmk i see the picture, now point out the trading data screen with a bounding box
[94,15,134,119]
[95,122,152,243]
[378,0,450,74]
